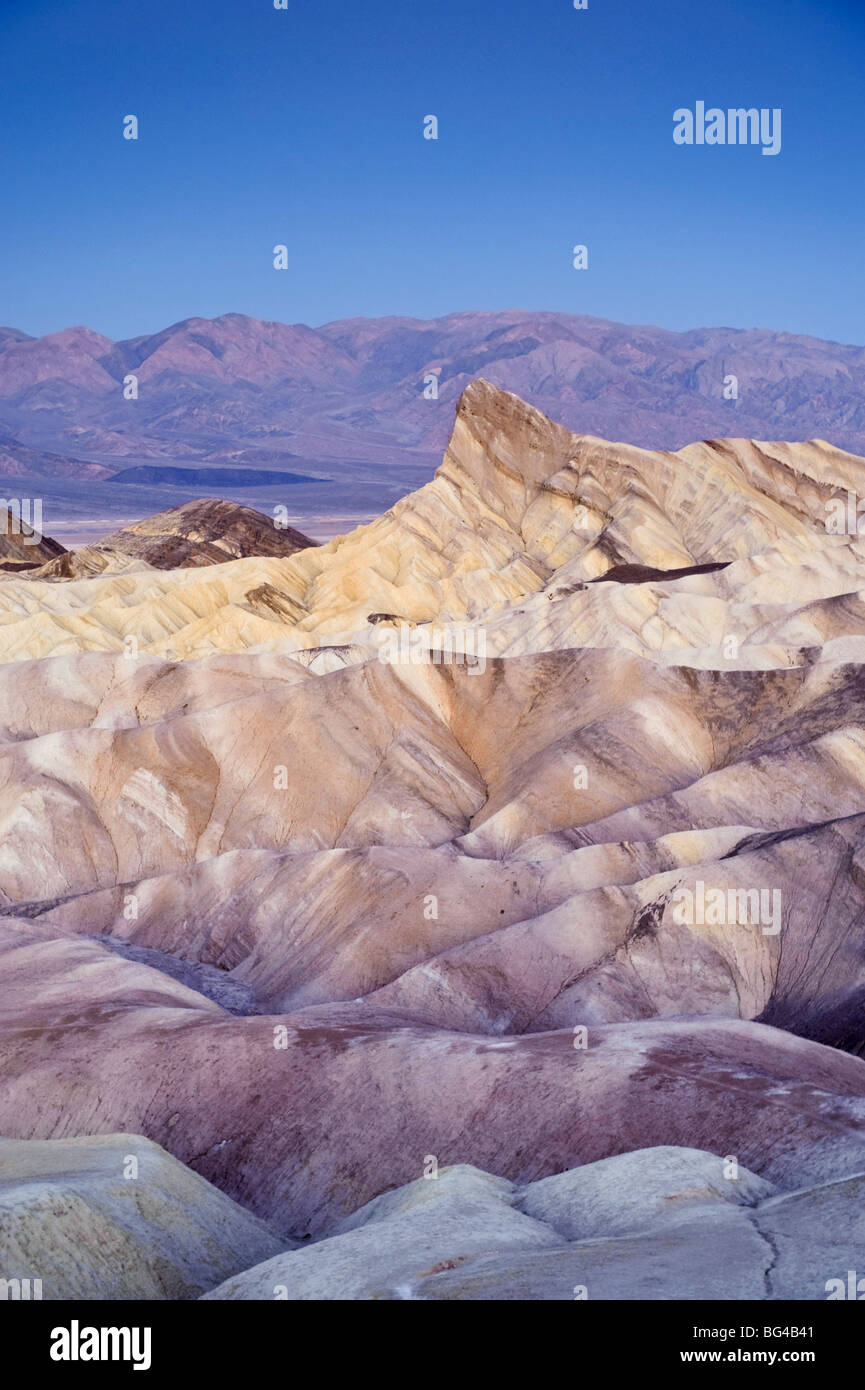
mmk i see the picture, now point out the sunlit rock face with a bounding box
[4,381,865,1299]
[3,379,865,665]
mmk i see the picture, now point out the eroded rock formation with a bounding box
[4,381,865,1299]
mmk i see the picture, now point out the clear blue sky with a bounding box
[1,0,863,343]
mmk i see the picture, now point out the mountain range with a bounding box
[2,310,865,544]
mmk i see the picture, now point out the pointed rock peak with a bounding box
[456,378,561,434]
[449,379,577,490]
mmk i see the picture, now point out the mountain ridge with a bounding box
[3,310,865,476]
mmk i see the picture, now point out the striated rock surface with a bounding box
[93,497,317,568]
[4,380,865,1300]
[0,1132,284,1299]
[3,914,865,1241]
[1,380,865,663]
[205,1152,865,1301]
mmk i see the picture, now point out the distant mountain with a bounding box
[0,496,318,581]
[1,312,864,483]
[0,428,113,480]
[20,498,318,580]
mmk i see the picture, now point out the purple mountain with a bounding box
[1,311,864,542]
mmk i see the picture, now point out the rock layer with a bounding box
[4,381,865,1299]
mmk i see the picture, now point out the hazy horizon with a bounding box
[8,303,865,351]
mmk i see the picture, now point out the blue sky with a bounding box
[0,0,862,343]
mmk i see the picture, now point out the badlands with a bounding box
[4,379,865,1298]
